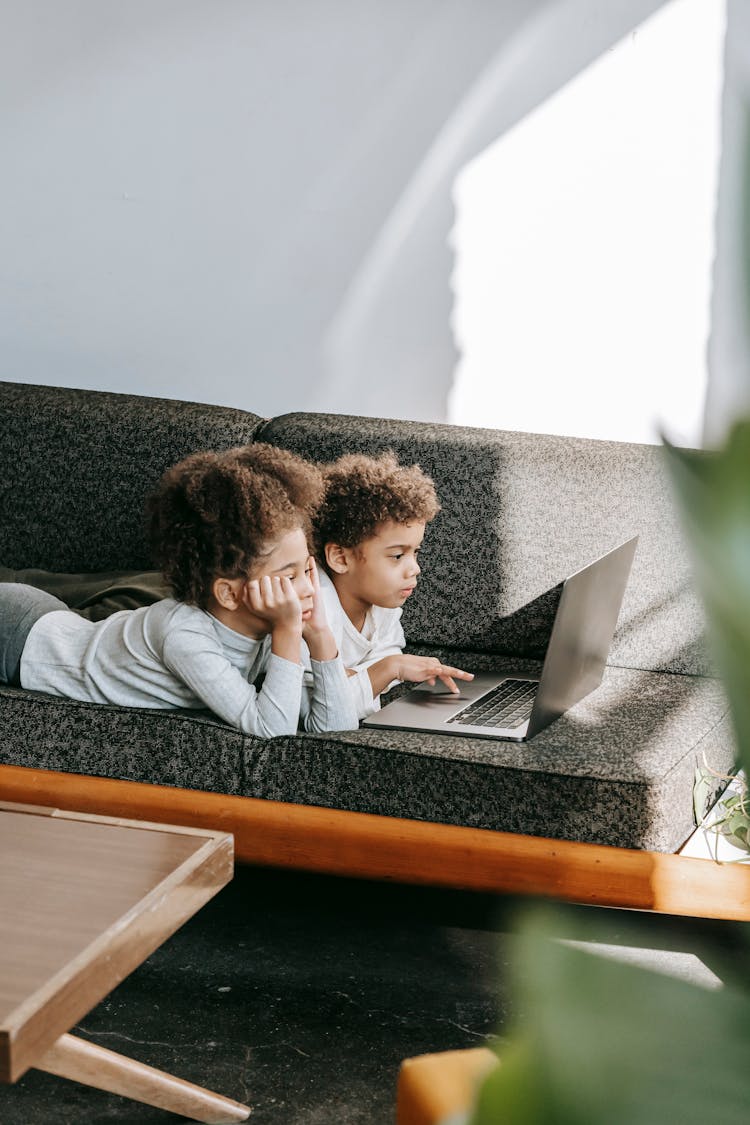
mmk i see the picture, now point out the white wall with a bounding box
[0,0,540,418]
[2,0,665,426]
[449,0,725,446]
[319,0,669,423]
[704,0,750,444]
[3,0,743,441]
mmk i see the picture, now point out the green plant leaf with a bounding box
[662,424,750,780]
[718,808,750,850]
[693,763,719,823]
[469,908,750,1125]
[469,98,750,1125]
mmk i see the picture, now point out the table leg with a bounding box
[35,1032,250,1123]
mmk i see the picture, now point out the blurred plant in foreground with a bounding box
[468,418,750,1125]
[469,135,750,1121]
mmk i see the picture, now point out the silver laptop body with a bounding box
[362,536,638,742]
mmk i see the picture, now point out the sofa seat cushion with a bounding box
[0,661,733,852]
[0,685,246,795]
[246,664,733,852]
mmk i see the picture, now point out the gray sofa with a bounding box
[0,380,735,852]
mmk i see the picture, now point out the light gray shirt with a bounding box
[21,598,358,737]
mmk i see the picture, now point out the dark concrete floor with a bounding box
[1,865,745,1124]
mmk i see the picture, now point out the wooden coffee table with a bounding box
[0,800,250,1122]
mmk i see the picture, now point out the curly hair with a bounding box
[312,451,440,562]
[147,443,324,607]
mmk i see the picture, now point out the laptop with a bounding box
[362,536,638,742]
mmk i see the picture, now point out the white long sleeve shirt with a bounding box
[303,570,405,719]
[21,598,357,737]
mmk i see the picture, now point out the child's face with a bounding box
[248,526,315,617]
[209,525,315,637]
[340,520,425,610]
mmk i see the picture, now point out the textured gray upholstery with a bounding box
[0,686,245,795]
[260,413,709,676]
[0,658,732,851]
[0,381,265,571]
[0,382,736,852]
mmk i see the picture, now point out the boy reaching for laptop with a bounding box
[308,451,473,719]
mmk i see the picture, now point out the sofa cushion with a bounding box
[0,687,246,795]
[260,412,709,676]
[245,664,733,852]
[0,381,266,571]
[0,661,733,852]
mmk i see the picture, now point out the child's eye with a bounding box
[390,553,403,561]
[304,566,313,576]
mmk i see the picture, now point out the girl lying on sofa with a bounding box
[0,444,358,737]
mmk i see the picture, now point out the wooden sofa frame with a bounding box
[1,763,748,922]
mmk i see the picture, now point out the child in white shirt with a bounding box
[0,444,357,737]
[309,452,473,719]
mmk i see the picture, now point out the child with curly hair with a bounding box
[310,451,473,719]
[0,444,357,736]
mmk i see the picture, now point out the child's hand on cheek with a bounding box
[301,558,329,636]
[301,558,338,661]
[244,575,305,665]
[244,575,303,632]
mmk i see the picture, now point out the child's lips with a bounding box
[400,586,416,598]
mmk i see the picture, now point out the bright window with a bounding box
[448,0,726,445]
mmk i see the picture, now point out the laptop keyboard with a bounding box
[447,678,537,729]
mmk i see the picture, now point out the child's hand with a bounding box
[300,557,329,637]
[301,558,338,662]
[392,654,474,694]
[244,575,303,633]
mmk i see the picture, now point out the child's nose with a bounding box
[410,557,421,576]
[299,574,315,598]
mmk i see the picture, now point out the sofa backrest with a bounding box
[260,412,709,676]
[0,384,708,675]
[0,381,265,571]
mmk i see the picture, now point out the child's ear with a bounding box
[212,577,243,609]
[325,543,349,574]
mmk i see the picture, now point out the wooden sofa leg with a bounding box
[2,764,750,920]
